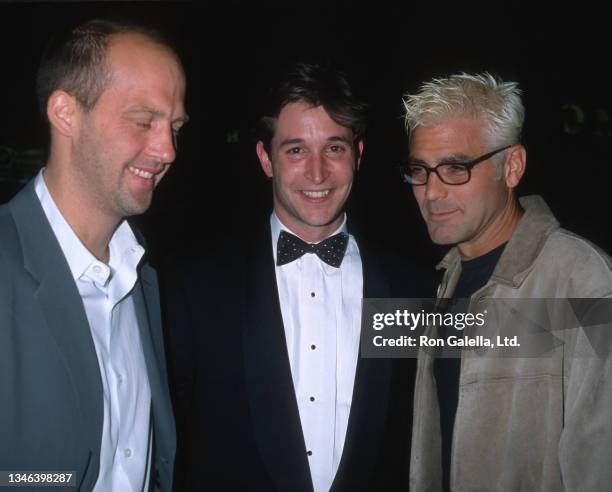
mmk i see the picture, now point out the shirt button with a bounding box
[311,345,316,350]
[309,396,315,402]
[310,292,315,298]
[124,448,132,458]
[93,265,101,274]
[307,450,313,457]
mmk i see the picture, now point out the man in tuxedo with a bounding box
[0,20,188,490]
[165,62,435,491]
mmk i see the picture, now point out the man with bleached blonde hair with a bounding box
[401,73,612,491]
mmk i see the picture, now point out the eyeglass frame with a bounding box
[399,145,512,186]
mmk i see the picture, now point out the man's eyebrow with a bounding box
[124,106,162,117]
[174,113,190,125]
[279,138,304,147]
[328,135,352,144]
[124,106,190,124]
[439,153,473,163]
[409,153,473,166]
[279,135,352,147]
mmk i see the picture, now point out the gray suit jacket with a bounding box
[0,180,175,491]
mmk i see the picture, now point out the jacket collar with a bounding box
[9,179,59,283]
[243,225,314,491]
[437,195,560,288]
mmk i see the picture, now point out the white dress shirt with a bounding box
[35,170,152,492]
[271,212,363,492]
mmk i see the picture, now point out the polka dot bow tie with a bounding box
[276,230,349,268]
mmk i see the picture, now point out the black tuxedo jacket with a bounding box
[162,223,437,491]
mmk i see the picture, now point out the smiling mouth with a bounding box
[301,190,331,198]
[128,165,157,180]
[127,164,169,183]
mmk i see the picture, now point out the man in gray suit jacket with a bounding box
[0,19,188,491]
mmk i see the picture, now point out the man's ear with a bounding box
[47,90,80,138]
[355,139,364,170]
[504,144,527,189]
[256,140,273,177]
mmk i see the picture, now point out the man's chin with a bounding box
[116,196,152,218]
[427,227,460,246]
[302,212,344,229]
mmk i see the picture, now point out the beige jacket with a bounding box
[410,196,612,491]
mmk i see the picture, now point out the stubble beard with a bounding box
[74,126,152,220]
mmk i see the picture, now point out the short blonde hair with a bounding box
[402,72,524,149]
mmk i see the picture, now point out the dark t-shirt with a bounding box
[435,242,506,491]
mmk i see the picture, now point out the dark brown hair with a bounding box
[257,62,367,154]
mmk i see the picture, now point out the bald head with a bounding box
[36,19,181,117]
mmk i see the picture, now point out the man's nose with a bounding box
[305,154,329,184]
[424,171,448,201]
[148,124,176,164]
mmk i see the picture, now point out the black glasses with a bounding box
[400,145,511,186]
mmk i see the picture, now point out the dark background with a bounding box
[1,1,611,268]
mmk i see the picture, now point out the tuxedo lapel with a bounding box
[332,243,394,491]
[9,182,103,481]
[242,226,314,492]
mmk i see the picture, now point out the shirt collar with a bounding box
[270,211,348,262]
[34,169,144,282]
[436,195,560,288]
